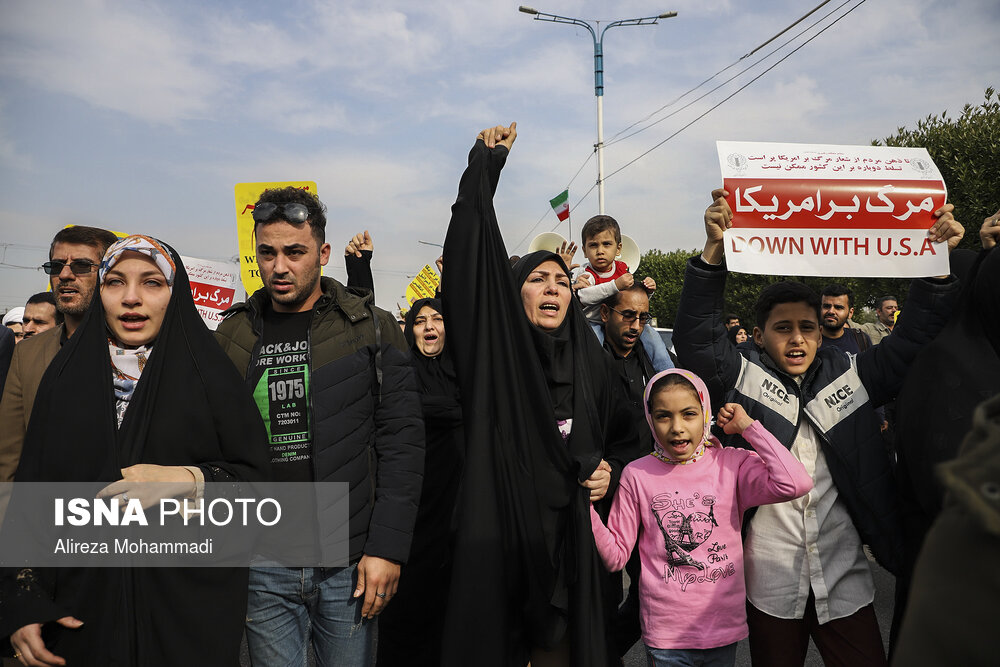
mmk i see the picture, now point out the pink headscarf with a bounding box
[643,368,722,464]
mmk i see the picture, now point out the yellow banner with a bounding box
[233,181,318,295]
[404,265,440,305]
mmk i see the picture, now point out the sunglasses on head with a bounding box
[251,202,311,224]
[42,259,99,276]
[609,307,653,325]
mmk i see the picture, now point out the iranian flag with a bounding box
[549,189,570,222]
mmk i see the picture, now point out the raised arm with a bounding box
[441,123,517,379]
[719,402,813,510]
[673,189,744,404]
[344,230,375,295]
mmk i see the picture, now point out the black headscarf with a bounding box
[512,252,579,420]
[403,298,460,409]
[440,140,637,667]
[726,326,748,347]
[378,297,464,667]
[2,240,270,666]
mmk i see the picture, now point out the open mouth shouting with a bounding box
[785,349,808,368]
[667,438,693,456]
[538,301,561,318]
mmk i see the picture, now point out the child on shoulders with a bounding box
[575,215,673,371]
[590,368,812,666]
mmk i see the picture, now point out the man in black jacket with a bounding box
[215,186,423,666]
[673,188,962,667]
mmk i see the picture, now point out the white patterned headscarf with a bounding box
[99,234,176,425]
[99,235,176,289]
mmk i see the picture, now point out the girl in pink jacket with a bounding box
[591,368,812,666]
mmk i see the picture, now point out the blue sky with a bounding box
[1,0,997,313]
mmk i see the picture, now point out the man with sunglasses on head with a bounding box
[214,186,423,665]
[0,226,118,483]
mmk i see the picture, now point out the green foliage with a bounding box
[635,248,693,328]
[874,87,1000,249]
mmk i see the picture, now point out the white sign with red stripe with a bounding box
[716,141,948,277]
[181,255,244,330]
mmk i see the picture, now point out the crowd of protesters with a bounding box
[0,122,998,667]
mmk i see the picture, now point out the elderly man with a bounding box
[0,225,118,482]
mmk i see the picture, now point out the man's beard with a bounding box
[822,319,845,333]
[55,286,95,317]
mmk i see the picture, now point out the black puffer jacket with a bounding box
[673,257,959,574]
[215,277,424,564]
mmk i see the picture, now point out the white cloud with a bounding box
[0,1,226,124]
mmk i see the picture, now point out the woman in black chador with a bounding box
[1,235,269,666]
[438,123,640,667]
[891,240,1000,646]
[377,297,464,666]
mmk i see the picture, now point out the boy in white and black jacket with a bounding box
[673,188,963,667]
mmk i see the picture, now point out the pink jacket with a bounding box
[590,420,812,649]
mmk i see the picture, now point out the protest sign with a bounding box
[404,265,440,305]
[234,181,318,295]
[180,256,243,330]
[716,141,948,277]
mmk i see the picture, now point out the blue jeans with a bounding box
[246,566,373,667]
[645,642,738,667]
[589,322,675,372]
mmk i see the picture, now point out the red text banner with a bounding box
[181,255,244,330]
[717,141,948,277]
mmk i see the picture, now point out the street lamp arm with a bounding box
[602,12,678,37]
[523,10,597,40]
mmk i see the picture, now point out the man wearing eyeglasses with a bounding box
[600,285,662,420]
[0,225,118,483]
[215,186,423,665]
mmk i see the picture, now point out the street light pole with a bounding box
[519,6,676,214]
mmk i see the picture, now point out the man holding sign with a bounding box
[673,184,962,666]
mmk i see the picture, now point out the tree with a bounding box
[635,249,693,328]
[874,87,1000,250]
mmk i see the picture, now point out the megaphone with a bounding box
[619,235,641,274]
[527,232,642,273]
[528,232,569,255]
